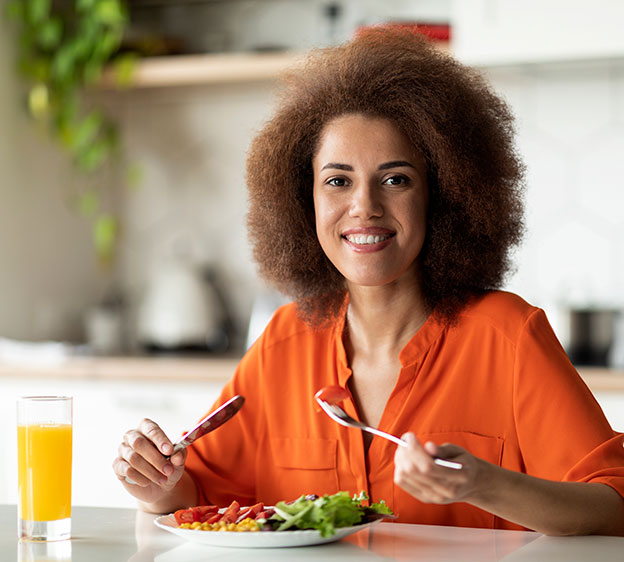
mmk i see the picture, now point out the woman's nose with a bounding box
[348,182,383,219]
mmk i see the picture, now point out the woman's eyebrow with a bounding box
[321,162,353,171]
[320,161,415,171]
[378,160,415,170]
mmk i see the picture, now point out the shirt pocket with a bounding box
[419,431,504,466]
[268,437,340,500]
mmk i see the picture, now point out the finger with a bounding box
[119,442,169,485]
[169,447,188,467]
[112,457,152,487]
[123,430,175,477]
[395,467,459,503]
[399,433,437,474]
[433,442,465,460]
[394,466,451,504]
[136,418,174,456]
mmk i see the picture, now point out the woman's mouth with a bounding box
[344,233,392,245]
[341,230,396,252]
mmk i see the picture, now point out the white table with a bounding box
[1,505,623,561]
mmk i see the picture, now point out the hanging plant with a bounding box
[5,0,138,267]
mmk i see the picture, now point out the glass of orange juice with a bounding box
[17,396,73,541]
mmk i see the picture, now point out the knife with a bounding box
[169,394,245,456]
[124,395,244,485]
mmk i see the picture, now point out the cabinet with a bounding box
[0,375,225,508]
[451,0,624,66]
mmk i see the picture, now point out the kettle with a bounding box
[137,258,228,353]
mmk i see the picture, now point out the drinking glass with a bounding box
[17,396,73,541]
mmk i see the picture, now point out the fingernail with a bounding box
[159,477,167,485]
[163,464,173,476]
[161,443,172,454]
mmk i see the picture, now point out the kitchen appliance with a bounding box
[137,258,229,353]
[565,308,619,366]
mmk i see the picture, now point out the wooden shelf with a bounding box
[100,50,306,89]
[100,41,452,89]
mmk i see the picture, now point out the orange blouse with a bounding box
[185,291,624,530]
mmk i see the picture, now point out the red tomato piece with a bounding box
[173,509,194,525]
[219,500,241,523]
[174,505,218,525]
[315,385,350,405]
[191,505,219,523]
[235,502,265,523]
[256,508,275,520]
[204,512,223,524]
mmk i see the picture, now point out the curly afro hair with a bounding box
[246,27,525,325]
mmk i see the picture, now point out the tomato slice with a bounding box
[315,385,350,405]
[173,509,194,525]
[192,505,219,523]
[219,500,241,523]
[173,505,218,525]
[204,512,223,524]
[235,502,265,523]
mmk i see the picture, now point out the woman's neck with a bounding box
[345,276,429,358]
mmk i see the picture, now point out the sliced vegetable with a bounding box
[173,505,218,525]
[314,385,350,405]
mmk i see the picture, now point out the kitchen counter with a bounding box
[1,355,624,391]
[1,505,623,561]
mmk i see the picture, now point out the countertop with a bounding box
[1,356,624,391]
[2,505,623,561]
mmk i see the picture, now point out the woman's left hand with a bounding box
[394,432,481,504]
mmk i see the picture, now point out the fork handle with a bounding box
[366,427,463,470]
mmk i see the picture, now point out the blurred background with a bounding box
[1,0,624,507]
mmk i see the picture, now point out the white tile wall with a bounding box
[487,61,624,344]
[2,6,624,352]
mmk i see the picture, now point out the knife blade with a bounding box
[170,394,245,456]
[124,395,244,486]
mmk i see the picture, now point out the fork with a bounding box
[316,398,463,470]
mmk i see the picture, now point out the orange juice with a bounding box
[17,423,72,521]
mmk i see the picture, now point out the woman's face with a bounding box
[312,113,429,289]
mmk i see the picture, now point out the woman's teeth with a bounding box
[345,234,390,245]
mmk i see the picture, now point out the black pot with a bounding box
[566,308,618,366]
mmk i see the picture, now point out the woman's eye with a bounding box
[383,175,408,186]
[327,177,347,187]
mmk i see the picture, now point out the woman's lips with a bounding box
[341,228,396,253]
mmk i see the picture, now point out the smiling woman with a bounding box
[312,114,429,290]
[112,27,624,538]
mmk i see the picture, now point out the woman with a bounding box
[112,28,624,535]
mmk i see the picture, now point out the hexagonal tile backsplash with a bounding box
[114,60,624,352]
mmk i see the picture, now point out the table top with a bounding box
[2,505,624,561]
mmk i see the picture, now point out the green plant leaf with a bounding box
[76,138,110,172]
[76,0,97,12]
[71,111,103,154]
[51,44,76,85]
[94,214,118,262]
[78,190,99,217]
[94,0,126,26]
[112,52,137,88]
[28,83,49,118]
[5,0,25,22]
[27,0,50,26]
[36,17,63,50]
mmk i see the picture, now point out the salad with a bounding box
[173,491,394,537]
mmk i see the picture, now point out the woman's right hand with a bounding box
[112,418,188,505]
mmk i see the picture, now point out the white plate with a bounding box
[154,513,380,548]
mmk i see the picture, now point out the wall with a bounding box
[486,61,624,345]
[0,22,110,343]
[1,2,624,355]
